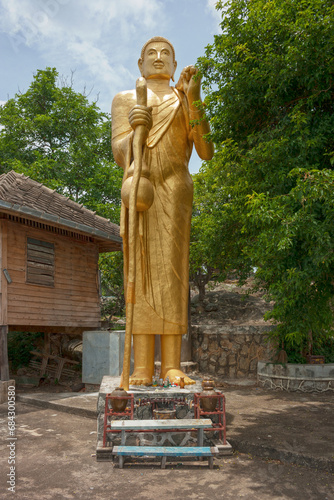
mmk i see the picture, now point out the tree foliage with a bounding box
[0,67,122,222]
[189,162,252,303]
[99,251,125,317]
[197,0,334,357]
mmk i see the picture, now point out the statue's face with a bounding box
[139,41,177,80]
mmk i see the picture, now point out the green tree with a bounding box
[0,67,122,222]
[0,68,124,309]
[190,163,252,303]
[99,251,125,318]
[197,0,334,360]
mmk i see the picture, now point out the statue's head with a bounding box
[138,36,177,82]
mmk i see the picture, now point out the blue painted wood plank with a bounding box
[113,446,216,457]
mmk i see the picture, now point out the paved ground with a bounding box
[0,384,333,499]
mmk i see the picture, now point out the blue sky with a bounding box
[0,0,223,173]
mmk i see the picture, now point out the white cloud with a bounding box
[0,0,163,45]
[66,38,134,90]
[0,0,165,102]
[206,0,225,28]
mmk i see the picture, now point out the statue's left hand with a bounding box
[176,65,201,102]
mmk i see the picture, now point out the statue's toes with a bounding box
[185,377,195,385]
[129,375,151,386]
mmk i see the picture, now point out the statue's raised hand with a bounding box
[176,65,201,104]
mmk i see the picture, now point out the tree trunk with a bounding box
[198,282,206,304]
[193,267,213,305]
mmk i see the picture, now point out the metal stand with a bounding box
[193,391,226,444]
[103,393,134,446]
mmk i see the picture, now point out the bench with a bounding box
[107,419,217,468]
[107,418,212,445]
[112,445,219,469]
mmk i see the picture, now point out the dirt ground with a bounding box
[190,279,273,326]
[0,402,333,500]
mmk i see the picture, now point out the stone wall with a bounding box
[191,324,275,379]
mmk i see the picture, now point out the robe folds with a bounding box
[112,87,193,335]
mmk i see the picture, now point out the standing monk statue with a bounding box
[112,36,214,386]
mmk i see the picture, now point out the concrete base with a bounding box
[82,330,134,385]
[97,375,203,425]
[0,379,15,404]
[257,361,334,392]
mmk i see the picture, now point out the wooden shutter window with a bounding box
[27,238,55,287]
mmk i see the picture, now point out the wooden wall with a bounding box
[0,220,101,329]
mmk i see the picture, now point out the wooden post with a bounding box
[0,220,8,326]
[0,221,9,381]
[0,325,9,381]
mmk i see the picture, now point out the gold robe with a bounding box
[112,88,193,335]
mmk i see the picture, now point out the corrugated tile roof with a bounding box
[0,171,121,246]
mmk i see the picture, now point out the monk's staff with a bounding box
[122,77,148,391]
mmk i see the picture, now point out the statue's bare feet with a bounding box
[162,368,195,385]
[129,368,153,386]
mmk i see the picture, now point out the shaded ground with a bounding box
[0,402,333,500]
[222,386,334,470]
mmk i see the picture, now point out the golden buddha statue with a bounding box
[111,36,214,386]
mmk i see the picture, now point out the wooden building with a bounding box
[0,171,122,381]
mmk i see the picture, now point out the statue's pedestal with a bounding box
[96,376,232,457]
[97,376,203,445]
[97,375,203,440]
